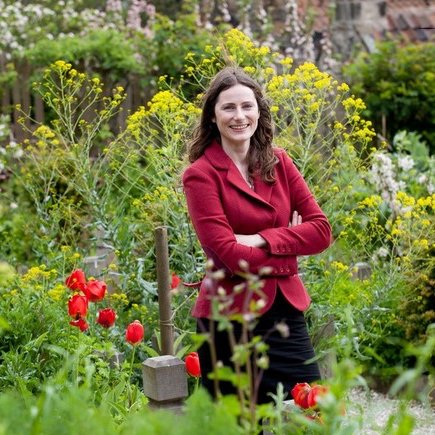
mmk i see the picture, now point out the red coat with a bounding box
[182,140,332,318]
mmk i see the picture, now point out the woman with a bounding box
[182,66,332,404]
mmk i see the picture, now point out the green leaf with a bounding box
[142,345,160,358]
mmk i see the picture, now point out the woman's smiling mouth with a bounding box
[230,124,249,130]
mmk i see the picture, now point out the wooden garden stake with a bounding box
[154,226,174,356]
[142,227,187,412]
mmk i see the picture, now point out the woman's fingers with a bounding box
[289,211,302,227]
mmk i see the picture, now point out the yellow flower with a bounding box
[358,195,382,208]
[280,57,293,67]
[337,83,350,92]
[243,66,256,74]
[22,265,51,282]
[395,191,415,207]
[270,105,279,113]
[414,239,429,250]
[53,60,71,72]
[391,227,404,237]
[48,283,66,301]
[342,96,366,111]
[331,261,349,272]
[309,101,320,112]
[314,77,331,90]
[34,125,55,140]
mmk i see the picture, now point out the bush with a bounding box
[343,41,435,152]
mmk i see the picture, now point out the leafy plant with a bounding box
[343,40,435,152]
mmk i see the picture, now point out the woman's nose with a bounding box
[234,107,244,119]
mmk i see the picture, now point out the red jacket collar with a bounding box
[203,139,232,169]
[204,139,275,206]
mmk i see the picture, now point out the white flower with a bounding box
[397,156,414,171]
[377,247,389,257]
[417,174,427,184]
[13,148,23,158]
[275,321,290,338]
[256,299,266,310]
[10,202,18,209]
[217,286,226,297]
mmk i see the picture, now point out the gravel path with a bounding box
[348,388,435,434]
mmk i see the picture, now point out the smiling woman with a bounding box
[213,84,260,188]
[182,66,332,404]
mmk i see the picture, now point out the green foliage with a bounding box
[122,389,242,435]
[0,262,155,399]
[344,41,435,151]
[152,11,217,93]
[27,29,147,82]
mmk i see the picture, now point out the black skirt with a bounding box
[196,289,321,404]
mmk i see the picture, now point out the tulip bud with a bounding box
[68,294,88,319]
[125,320,144,345]
[65,269,86,292]
[185,352,201,377]
[96,308,116,328]
[85,279,107,302]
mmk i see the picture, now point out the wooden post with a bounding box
[142,227,187,412]
[154,226,174,356]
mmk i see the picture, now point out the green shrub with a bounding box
[344,41,435,152]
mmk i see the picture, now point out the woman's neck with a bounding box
[221,141,249,167]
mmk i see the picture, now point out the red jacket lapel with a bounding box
[204,140,275,207]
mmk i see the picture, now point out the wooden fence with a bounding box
[0,55,150,143]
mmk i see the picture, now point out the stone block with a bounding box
[352,262,372,280]
[142,355,188,403]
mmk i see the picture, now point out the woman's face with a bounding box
[212,84,260,149]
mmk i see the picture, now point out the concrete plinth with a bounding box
[142,355,188,409]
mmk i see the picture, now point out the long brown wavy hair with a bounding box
[187,67,278,183]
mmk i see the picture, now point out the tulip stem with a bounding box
[127,346,136,408]
[75,329,81,387]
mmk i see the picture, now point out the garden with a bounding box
[0,1,434,434]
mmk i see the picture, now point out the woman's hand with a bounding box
[235,233,267,248]
[289,211,302,227]
[235,212,302,247]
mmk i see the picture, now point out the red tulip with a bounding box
[84,279,107,302]
[69,318,89,332]
[65,269,86,292]
[68,294,88,319]
[125,320,144,345]
[291,382,311,409]
[171,273,181,289]
[306,384,328,408]
[96,308,116,328]
[185,352,201,377]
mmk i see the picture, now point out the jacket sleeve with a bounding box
[183,166,298,277]
[258,150,332,256]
